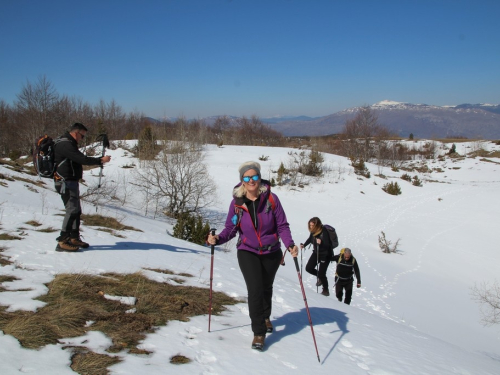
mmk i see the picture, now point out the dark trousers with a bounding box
[305,251,331,288]
[335,278,354,305]
[237,249,283,336]
[55,180,81,239]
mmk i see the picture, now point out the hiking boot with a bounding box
[316,279,322,286]
[265,318,273,333]
[321,288,330,296]
[56,240,80,252]
[251,335,265,351]
[70,237,89,248]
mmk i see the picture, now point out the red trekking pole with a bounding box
[293,255,321,362]
[208,228,216,332]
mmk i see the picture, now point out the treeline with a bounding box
[1,76,440,165]
[0,76,283,158]
[287,106,440,168]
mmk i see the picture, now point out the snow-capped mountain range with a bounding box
[151,100,500,139]
[264,100,500,139]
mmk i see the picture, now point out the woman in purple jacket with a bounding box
[208,161,298,351]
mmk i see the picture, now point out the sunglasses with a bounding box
[78,132,85,139]
[242,175,260,182]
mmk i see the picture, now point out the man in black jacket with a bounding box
[332,248,361,305]
[53,123,111,252]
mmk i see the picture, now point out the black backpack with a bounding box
[33,135,67,178]
[323,224,339,254]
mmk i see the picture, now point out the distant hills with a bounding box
[150,100,500,139]
[260,101,500,139]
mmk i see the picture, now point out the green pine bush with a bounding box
[173,212,211,245]
[382,181,402,195]
[401,173,412,182]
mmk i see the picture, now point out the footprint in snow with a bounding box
[238,328,252,337]
[195,350,217,364]
[339,340,372,370]
[269,352,298,369]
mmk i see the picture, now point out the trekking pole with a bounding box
[300,245,304,277]
[95,134,110,189]
[316,241,320,293]
[208,228,216,332]
[293,256,321,362]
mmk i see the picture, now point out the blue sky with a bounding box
[1,0,499,119]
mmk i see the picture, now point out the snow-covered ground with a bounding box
[0,140,499,374]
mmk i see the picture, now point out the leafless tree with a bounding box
[134,142,216,218]
[212,115,233,146]
[340,106,392,163]
[471,280,500,326]
[0,100,12,157]
[93,99,126,139]
[15,75,60,153]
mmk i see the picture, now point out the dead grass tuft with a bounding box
[13,175,45,187]
[25,220,42,227]
[0,233,23,240]
[170,354,192,364]
[69,347,121,375]
[144,268,176,275]
[144,268,193,278]
[0,246,13,266]
[36,226,59,233]
[0,275,19,291]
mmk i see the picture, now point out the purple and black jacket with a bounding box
[217,180,295,254]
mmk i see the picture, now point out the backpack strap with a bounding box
[232,194,276,227]
[267,193,276,212]
[52,137,70,181]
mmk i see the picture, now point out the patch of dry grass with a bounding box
[480,158,500,165]
[143,268,194,284]
[0,173,15,181]
[0,233,23,240]
[25,220,42,227]
[170,354,192,364]
[0,275,19,291]
[69,347,120,375]
[487,150,500,158]
[0,246,12,266]
[144,268,193,278]
[81,214,142,232]
[13,175,46,187]
[0,271,239,374]
[468,149,490,158]
[36,226,59,233]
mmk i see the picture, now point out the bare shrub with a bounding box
[339,106,392,162]
[378,231,401,253]
[134,142,216,218]
[471,280,500,326]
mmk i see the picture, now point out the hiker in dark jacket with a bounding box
[332,248,361,305]
[53,123,111,252]
[300,217,333,296]
[207,161,298,351]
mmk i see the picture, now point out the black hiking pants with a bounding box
[335,277,354,305]
[55,180,82,239]
[305,251,332,288]
[237,249,282,336]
